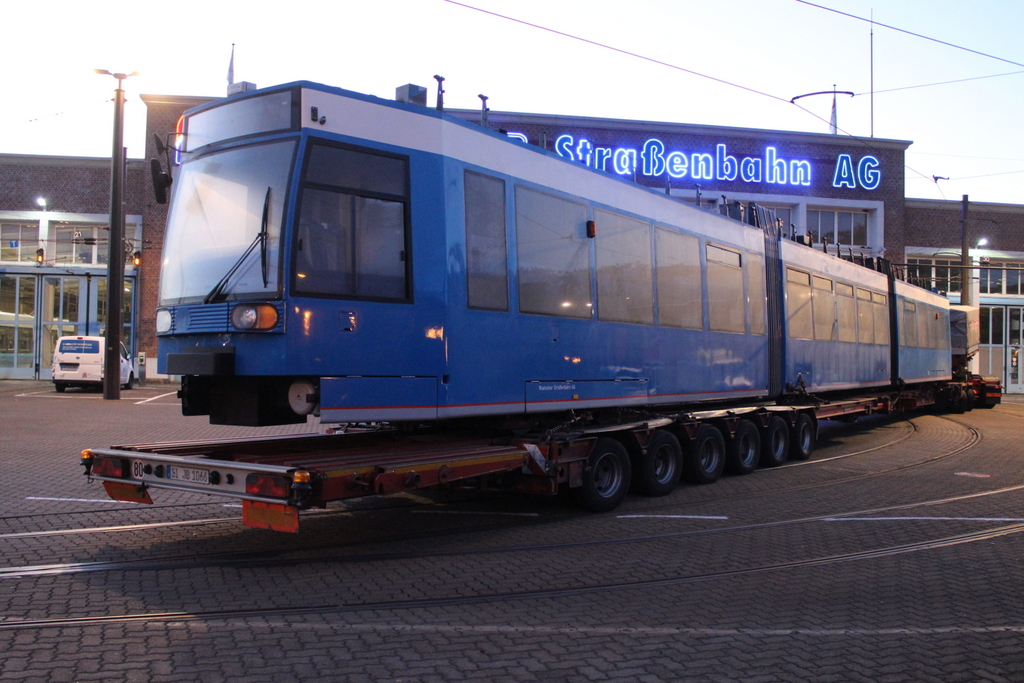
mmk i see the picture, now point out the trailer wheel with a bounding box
[633,430,682,496]
[760,416,789,467]
[726,419,761,475]
[789,413,815,461]
[573,438,631,512]
[963,387,975,412]
[683,424,726,485]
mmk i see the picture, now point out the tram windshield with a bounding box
[159,140,296,305]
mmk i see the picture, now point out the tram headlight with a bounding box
[155,309,172,333]
[231,304,279,331]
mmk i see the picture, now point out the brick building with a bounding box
[2,84,1024,389]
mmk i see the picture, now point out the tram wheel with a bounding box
[573,437,631,513]
[789,413,816,461]
[726,419,761,475]
[683,424,726,485]
[760,416,790,467]
[633,430,682,496]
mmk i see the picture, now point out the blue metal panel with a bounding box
[320,376,438,422]
[786,339,890,391]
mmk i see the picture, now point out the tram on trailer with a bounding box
[77,81,994,532]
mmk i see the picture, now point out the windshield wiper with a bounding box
[204,187,272,305]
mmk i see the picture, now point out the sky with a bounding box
[1,0,1022,205]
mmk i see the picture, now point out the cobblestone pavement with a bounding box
[2,379,1024,681]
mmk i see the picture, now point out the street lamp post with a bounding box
[95,70,138,400]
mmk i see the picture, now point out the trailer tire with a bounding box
[633,430,682,497]
[726,419,761,475]
[683,424,726,485]
[789,413,815,461]
[573,438,631,513]
[963,387,975,412]
[760,416,790,467]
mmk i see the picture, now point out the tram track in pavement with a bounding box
[3,509,1024,632]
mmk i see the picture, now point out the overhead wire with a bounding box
[441,0,939,189]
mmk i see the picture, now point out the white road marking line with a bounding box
[955,472,991,478]
[618,514,729,520]
[26,497,137,504]
[134,391,178,405]
[0,518,236,539]
[823,516,1024,522]
[410,510,540,517]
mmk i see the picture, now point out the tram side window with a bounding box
[747,254,766,336]
[812,276,835,341]
[857,288,874,343]
[515,187,591,318]
[295,143,409,300]
[594,209,653,325]
[903,300,918,347]
[707,245,744,334]
[786,268,813,340]
[872,292,889,345]
[654,228,702,330]
[836,283,857,342]
[464,171,508,311]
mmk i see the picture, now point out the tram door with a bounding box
[1006,307,1024,394]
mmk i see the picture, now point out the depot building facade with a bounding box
[2,88,1023,390]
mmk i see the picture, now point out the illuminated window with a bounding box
[515,187,591,319]
[0,222,39,263]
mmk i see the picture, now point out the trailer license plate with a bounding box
[166,465,210,485]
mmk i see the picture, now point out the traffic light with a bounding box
[35,248,44,264]
[132,250,141,267]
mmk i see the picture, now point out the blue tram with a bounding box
[156,81,950,427]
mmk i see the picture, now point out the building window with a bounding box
[48,222,110,266]
[906,258,960,294]
[807,210,868,247]
[1,222,40,263]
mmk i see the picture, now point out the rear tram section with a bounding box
[82,82,999,531]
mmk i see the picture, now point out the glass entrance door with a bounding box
[0,274,37,378]
[1006,307,1023,394]
[39,275,88,380]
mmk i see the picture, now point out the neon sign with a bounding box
[554,135,881,190]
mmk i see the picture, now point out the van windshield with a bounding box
[159,140,296,305]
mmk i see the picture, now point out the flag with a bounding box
[227,44,235,85]
[829,93,837,134]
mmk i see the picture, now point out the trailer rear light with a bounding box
[92,457,127,478]
[231,304,278,331]
[246,473,290,498]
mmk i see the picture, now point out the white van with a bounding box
[52,336,135,392]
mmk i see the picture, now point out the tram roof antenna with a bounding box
[478,94,489,127]
[434,75,445,111]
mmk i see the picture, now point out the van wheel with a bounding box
[122,373,134,390]
[54,383,66,393]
